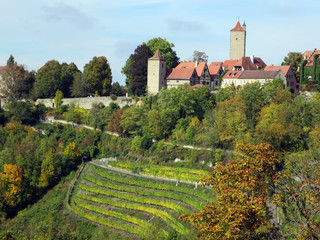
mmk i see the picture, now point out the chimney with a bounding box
[250,55,254,63]
[195,61,198,68]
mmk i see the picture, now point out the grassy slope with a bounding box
[0,169,131,240]
[68,163,209,239]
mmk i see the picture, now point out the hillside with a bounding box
[67,162,212,239]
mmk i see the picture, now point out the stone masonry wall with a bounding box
[36,96,136,109]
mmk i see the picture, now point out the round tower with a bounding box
[230,21,246,60]
[147,49,167,95]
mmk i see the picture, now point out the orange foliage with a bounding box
[1,164,23,206]
[108,109,124,133]
[180,142,280,239]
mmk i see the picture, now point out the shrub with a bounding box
[110,94,117,101]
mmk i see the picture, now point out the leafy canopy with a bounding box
[181,142,280,239]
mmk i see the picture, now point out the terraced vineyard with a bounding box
[109,161,210,182]
[68,162,213,239]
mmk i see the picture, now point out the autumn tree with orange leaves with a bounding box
[180,142,280,239]
[0,164,24,208]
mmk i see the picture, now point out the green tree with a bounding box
[32,60,62,99]
[121,58,132,89]
[181,142,280,239]
[239,82,265,130]
[4,100,35,124]
[61,62,80,97]
[282,52,302,80]
[276,150,320,239]
[83,56,112,96]
[213,95,248,148]
[70,72,89,97]
[144,37,179,68]
[6,55,15,66]
[54,90,64,108]
[110,82,123,96]
[261,78,285,105]
[120,105,148,136]
[215,84,241,103]
[128,45,153,96]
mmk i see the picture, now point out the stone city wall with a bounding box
[36,96,136,109]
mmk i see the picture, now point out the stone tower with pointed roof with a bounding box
[230,21,246,60]
[147,49,167,95]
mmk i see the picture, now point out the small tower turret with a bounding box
[147,49,167,95]
[230,21,246,60]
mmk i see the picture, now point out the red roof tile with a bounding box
[176,62,207,78]
[223,70,242,79]
[167,67,196,80]
[149,49,165,61]
[208,65,221,75]
[222,57,266,71]
[209,62,223,67]
[302,49,320,67]
[230,21,245,31]
[223,60,238,70]
[265,65,290,76]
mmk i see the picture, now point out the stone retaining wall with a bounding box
[36,96,136,109]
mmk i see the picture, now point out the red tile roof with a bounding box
[223,70,242,79]
[208,65,221,75]
[149,49,165,61]
[167,67,196,80]
[209,62,223,67]
[265,65,290,76]
[222,60,238,70]
[230,21,245,31]
[222,57,266,71]
[176,62,207,78]
[302,49,320,67]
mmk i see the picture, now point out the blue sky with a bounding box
[0,0,319,86]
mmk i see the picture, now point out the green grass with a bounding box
[67,163,213,238]
[0,169,131,240]
[91,164,213,202]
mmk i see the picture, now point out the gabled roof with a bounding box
[208,65,222,81]
[302,49,320,67]
[209,62,223,67]
[176,62,207,78]
[149,49,165,61]
[222,60,238,70]
[230,21,245,31]
[238,70,280,79]
[265,65,291,76]
[237,57,258,70]
[166,67,196,80]
[208,65,222,75]
[222,57,266,71]
[253,57,267,69]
